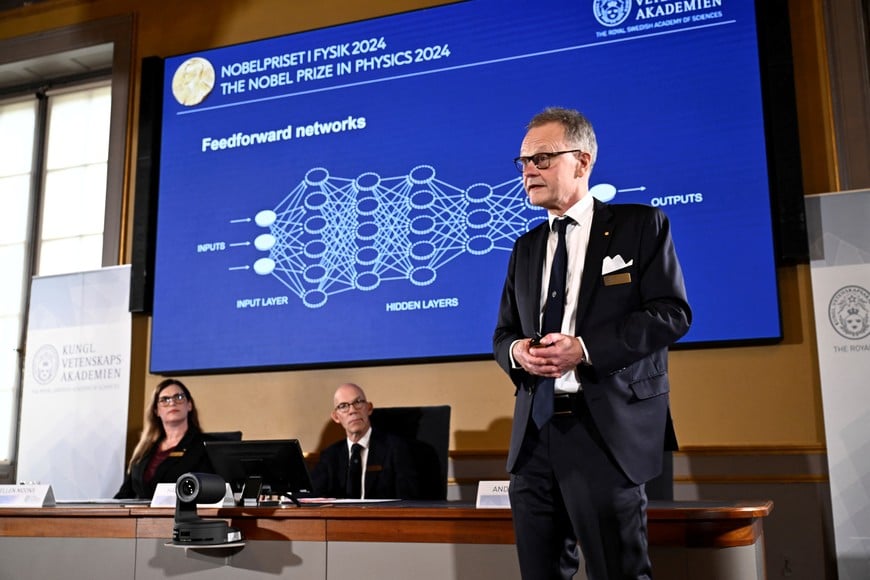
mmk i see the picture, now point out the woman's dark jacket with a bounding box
[114,428,213,499]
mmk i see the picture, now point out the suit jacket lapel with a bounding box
[364,431,387,494]
[338,445,349,473]
[576,200,614,324]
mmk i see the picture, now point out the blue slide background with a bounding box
[151,0,780,373]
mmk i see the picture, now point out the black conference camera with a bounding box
[172,472,242,545]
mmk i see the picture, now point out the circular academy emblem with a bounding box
[828,285,870,340]
[32,344,60,385]
[593,0,632,27]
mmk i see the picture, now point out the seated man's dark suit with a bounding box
[311,428,423,499]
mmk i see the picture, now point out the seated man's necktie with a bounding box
[346,443,363,498]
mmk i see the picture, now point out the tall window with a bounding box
[40,86,111,275]
[0,98,36,466]
[0,83,112,466]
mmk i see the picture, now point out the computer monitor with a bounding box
[204,439,313,498]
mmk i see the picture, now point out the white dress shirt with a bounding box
[346,427,372,499]
[541,195,593,393]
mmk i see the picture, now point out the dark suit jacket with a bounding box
[494,200,691,484]
[114,428,214,499]
[311,428,423,499]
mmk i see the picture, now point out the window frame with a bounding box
[0,15,132,480]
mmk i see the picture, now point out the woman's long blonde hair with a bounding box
[127,379,203,472]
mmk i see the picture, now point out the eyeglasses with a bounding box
[157,392,187,406]
[513,149,583,172]
[334,397,367,413]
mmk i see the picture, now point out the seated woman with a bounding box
[114,379,214,499]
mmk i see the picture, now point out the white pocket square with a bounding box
[602,255,633,275]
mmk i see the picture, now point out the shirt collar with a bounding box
[547,193,593,229]
[347,426,372,451]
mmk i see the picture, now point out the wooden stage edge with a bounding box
[0,499,772,548]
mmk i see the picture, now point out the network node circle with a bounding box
[466,208,492,229]
[357,195,379,216]
[304,215,327,235]
[357,221,379,241]
[409,266,437,286]
[590,182,617,202]
[410,215,436,235]
[465,183,493,202]
[303,289,328,308]
[255,210,277,227]
[355,172,381,191]
[304,167,330,185]
[304,240,327,259]
[253,258,275,275]
[355,272,381,291]
[408,165,435,184]
[305,191,328,210]
[254,233,276,251]
[356,247,379,266]
[409,190,435,210]
[467,235,494,255]
[304,264,327,283]
[410,241,436,261]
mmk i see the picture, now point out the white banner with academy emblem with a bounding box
[806,190,870,578]
[16,266,131,499]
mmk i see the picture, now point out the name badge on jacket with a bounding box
[603,272,631,286]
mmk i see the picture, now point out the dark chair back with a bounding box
[370,405,450,500]
[204,431,243,442]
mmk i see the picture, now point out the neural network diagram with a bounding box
[235,165,631,308]
[246,165,543,308]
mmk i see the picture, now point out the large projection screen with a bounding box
[150,0,782,374]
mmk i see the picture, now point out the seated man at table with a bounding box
[311,383,423,499]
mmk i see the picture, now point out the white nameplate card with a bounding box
[150,483,235,508]
[0,484,56,508]
[475,480,511,509]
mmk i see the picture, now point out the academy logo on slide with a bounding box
[172,57,216,106]
[32,344,60,385]
[828,285,870,340]
[593,0,632,27]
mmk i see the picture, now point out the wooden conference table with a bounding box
[0,499,772,579]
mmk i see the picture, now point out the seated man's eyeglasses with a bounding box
[513,149,583,172]
[157,393,187,406]
[335,398,367,413]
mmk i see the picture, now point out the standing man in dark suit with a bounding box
[311,383,423,499]
[493,107,691,580]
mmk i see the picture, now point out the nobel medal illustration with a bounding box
[171,57,215,106]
